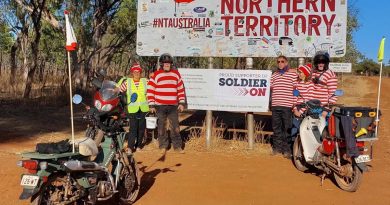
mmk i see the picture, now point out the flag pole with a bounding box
[67,51,75,153]
[375,37,385,139]
[372,37,385,159]
[375,60,383,138]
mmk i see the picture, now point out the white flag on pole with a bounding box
[64,10,77,51]
[64,10,77,153]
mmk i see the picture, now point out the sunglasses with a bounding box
[277,60,286,63]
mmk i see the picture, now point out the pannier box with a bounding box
[332,107,379,141]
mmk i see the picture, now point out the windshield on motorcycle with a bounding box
[99,80,119,101]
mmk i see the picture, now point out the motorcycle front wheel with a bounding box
[292,136,309,172]
[333,164,363,192]
[117,155,141,205]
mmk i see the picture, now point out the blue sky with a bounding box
[353,0,390,64]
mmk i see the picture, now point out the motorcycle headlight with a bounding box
[94,100,102,110]
[101,104,113,112]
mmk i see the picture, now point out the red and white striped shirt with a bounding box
[147,70,186,105]
[270,69,297,108]
[312,69,338,106]
[293,81,314,113]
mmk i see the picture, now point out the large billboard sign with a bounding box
[137,0,348,58]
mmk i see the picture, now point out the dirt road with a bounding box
[1,76,389,205]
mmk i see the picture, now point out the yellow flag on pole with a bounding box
[378,37,385,63]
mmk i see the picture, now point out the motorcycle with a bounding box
[17,79,140,204]
[292,90,378,192]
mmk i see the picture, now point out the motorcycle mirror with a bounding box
[130,93,138,103]
[72,94,83,105]
[334,90,344,97]
[293,90,300,97]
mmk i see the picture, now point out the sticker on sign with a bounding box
[329,63,352,73]
[20,175,39,187]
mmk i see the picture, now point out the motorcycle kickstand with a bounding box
[320,173,326,186]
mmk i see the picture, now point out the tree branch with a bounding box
[15,0,61,30]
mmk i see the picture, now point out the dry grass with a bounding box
[1,70,61,97]
[184,118,271,155]
[0,69,80,108]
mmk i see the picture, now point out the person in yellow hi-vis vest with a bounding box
[117,63,149,153]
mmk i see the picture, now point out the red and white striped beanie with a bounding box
[298,64,312,78]
[130,63,142,73]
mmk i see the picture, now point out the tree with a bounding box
[0,18,14,76]
[22,0,47,98]
[355,59,380,76]
[337,2,363,66]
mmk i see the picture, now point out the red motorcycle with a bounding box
[18,77,140,204]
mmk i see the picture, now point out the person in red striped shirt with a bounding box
[311,52,338,117]
[270,55,297,158]
[293,64,314,117]
[291,64,314,138]
[147,53,186,154]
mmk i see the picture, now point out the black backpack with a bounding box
[36,139,71,154]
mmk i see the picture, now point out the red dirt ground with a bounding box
[0,76,389,205]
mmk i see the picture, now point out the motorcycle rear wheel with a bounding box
[333,164,363,192]
[292,136,309,172]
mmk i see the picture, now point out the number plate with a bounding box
[20,175,39,187]
[355,155,371,163]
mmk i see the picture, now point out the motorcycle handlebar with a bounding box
[83,108,124,133]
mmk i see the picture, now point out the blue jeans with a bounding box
[291,117,302,143]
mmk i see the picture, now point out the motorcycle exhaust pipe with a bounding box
[63,160,104,172]
[322,158,340,172]
[322,157,353,176]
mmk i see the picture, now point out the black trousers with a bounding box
[271,106,293,154]
[127,111,147,149]
[156,105,182,150]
